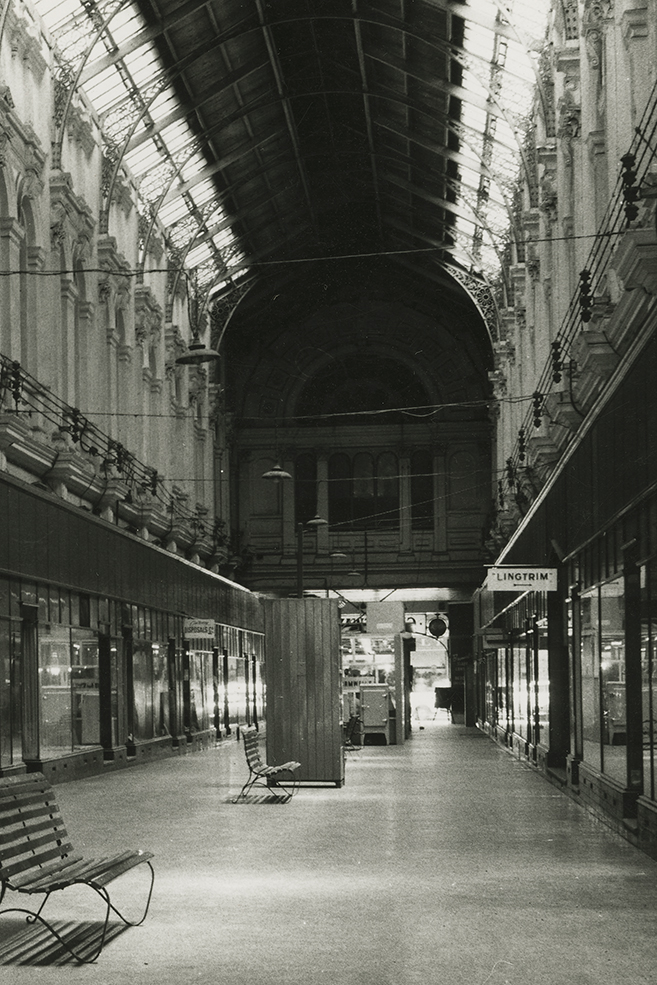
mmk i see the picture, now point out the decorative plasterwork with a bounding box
[557,92,581,163]
[97,234,131,311]
[188,366,207,407]
[582,1,613,79]
[442,264,500,342]
[488,368,507,399]
[622,5,649,43]
[134,285,163,347]
[111,169,134,218]
[494,339,516,367]
[0,84,47,201]
[66,104,96,159]
[49,172,95,263]
[4,4,47,81]
[538,146,558,224]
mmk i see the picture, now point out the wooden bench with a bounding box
[234,726,301,801]
[0,772,154,963]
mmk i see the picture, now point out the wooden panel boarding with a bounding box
[264,598,343,785]
[0,773,154,963]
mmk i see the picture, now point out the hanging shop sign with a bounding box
[486,567,558,592]
[183,617,216,639]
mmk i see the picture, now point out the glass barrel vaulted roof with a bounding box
[29,0,552,314]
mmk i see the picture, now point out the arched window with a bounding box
[376,452,399,528]
[295,453,317,524]
[411,451,434,529]
[353,453,374,526]
[328,453,351,527]
[328,452,399,529]
[448,451,477,509]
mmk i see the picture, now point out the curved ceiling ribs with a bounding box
[39,0,548,337]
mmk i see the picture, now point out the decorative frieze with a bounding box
[622,5,649,43]
[66,104,96,159]
[50,172,95,265]
[582,0,613,71]
[4,3,47,81]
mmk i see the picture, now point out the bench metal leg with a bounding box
[0,902,112,963]
[0,862,155,964]
[266,768,299,801]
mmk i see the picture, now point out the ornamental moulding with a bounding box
[66,104,96,160]
[4,5,47,81]
[49,172,95,260]
[134,284,163,346]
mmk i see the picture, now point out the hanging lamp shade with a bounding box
[305,514,328,527]
[261,463,292,480]
[175,337,221,365]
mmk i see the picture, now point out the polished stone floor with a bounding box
[2,718,656,984]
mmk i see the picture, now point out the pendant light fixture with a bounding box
[175,268,221,366]
[261,463,292,480]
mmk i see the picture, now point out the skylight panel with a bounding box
[84,69,128,114]
[190,180,217,210]
[126,141,164,180]
[32,0,248,290]
[159,197,193,227]
[450,0,550,270]
[187,242,213,268]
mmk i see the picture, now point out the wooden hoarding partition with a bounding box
[264,597,344,786]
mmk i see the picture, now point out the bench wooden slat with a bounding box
[0,829,73,865]
[16,849,154,893]
[0,790,61,814]
[0,803,68,833]
[7,852,85,887]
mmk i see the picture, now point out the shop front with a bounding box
[0,472,264,781]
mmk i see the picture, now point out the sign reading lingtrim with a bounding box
[486,567,558,592]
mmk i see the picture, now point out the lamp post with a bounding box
[297,514,328,598]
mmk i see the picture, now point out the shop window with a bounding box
[512,635,528,740]
[497,648,510,732]
[132,640,155,741]
[131,637,170,741]
[599,577,625,783]
[39,628,100,756]
[580,577,626,780]
[580,589,602,771]
[0,618,19,768]
[188,646,213,732]
[537,631,550,748]
[641,559,657,801]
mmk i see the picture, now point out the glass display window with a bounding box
[599,577,626,782]
[189,645,213,732]
[641,559,657,801]
[580,576,626,780]
[580,589,602,771]
[39,628,100,756]
[537,618,550,750]
[512,636,528,740]
[0,618,19,767]
[39,627,73,757]
[132,640,155,741]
